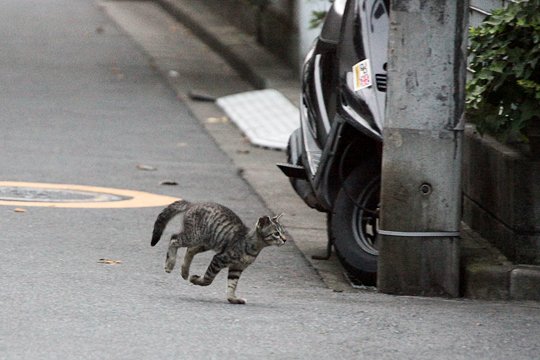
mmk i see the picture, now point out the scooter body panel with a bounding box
[284,0,388,212]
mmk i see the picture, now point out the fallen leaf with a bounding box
[236,149,250,154]
[98,258,122,265]
[205,116,229,124]
[137,164,157,171]
[14,208,27,213]
[159,180,178,186]
[188,91,216,102]
[111,66,125,80]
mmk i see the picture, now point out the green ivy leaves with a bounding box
[466,0,540,143]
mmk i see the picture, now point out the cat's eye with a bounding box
[273,232,280,236]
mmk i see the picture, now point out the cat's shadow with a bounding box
[160,293,279,309]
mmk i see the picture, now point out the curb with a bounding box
[461,225,540,301]
[153,0,299,103]
[150,0,540,301]
[462,263,540,301]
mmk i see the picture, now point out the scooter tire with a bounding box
[330,164,380,286]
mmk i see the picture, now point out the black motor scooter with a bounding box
[278,0,389,285]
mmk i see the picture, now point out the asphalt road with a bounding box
[1,1,539,359]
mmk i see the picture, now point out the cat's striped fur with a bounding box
[151,200,286,304]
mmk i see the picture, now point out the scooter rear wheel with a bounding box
[330,164,380,286]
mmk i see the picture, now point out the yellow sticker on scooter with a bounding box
[353,59,372,91]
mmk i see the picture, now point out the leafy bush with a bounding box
[309,10,328,29]
[466,0,540,142]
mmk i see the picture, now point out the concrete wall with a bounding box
[197,0,330,72]
[462,126,540,265]
[198,0,299,68]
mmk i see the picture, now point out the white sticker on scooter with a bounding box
[353,59,372,91]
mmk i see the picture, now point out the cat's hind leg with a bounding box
[164,234,182,273]
[190,253,230,286]
[181,245,206,280]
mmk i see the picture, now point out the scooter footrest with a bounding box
[276,163,308,179]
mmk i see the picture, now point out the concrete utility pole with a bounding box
[378,1,469,297]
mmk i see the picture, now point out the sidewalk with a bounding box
[107,0,540,301]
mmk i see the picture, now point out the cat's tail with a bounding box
[151,200,191,246]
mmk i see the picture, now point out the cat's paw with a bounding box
[190,275,211,286]
[181,267,189,280]
[164,259,176,273]
[227,297,246,305]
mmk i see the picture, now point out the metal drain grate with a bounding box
[216,89,299,150]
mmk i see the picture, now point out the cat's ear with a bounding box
[256,216,271,229]
[272,213,284,223]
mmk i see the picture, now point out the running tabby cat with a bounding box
[151,200,286,304]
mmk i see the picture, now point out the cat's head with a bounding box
[256,214,286,246]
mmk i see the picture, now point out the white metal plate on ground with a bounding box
[216,89,299,150]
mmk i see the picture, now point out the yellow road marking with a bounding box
[0,181,179,208]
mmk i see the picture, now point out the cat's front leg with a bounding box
[190,253,229,286]
[164,235,180,273]
[227,266,246,305]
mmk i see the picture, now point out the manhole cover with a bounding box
[0,186,130,203]
[0,181,179,209]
